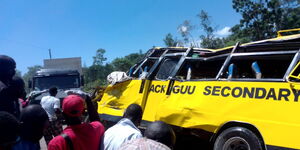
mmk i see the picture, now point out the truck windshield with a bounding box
[33,75,80,90]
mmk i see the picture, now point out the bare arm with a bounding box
[54,98,62,115]
[85,96,100,122]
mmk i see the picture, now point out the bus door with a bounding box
[142,49,192,123]
[151,51,228,129]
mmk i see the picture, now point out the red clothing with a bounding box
[19,98,29,108]
[48,121,105,150]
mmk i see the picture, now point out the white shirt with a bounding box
[119,138,171,150]
[40,95,60,121]
[103,118,142,150]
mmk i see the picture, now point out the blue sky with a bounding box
[0,0,241,74]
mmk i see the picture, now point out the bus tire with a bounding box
[213,127,263,150]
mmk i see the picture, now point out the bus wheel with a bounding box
[213,127,263,150]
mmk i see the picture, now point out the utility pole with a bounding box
[48,49,52,59]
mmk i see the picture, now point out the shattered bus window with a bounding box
[176,58,226,80]
[222,53,294,79]
[155,58,179,80]
[130,59,157,78]
[150,50,165,57]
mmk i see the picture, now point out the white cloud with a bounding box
[179,26,188,33]
[215,26,231,37]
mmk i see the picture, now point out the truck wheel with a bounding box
[214,127,263,150]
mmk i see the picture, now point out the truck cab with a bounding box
[29,69,84,104]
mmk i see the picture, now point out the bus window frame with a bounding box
[130,48,189,78]
[154,57,181,81]
[286,49,300,82]
[173,55,228,81]
[217,50,299,82]
[132,58,158,77]
[146,50,169,80]
[146,48,192,80]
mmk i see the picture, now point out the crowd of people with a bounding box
[0,55,176,150]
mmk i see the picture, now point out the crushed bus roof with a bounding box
[150,32,300,57]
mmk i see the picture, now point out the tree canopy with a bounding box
[163,0,300,49]
[23,65,42,92]
[93,48,107,65]
[163,33,178,47]
[232,0,300,41]
[82,49,145,91]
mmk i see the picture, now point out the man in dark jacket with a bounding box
[0,55,19,117]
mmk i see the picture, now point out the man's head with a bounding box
[144,121,176,149]
[20,105,49,142]
[0,111,20,150]
[0,55,16,81]
[62,95,84,125]
[11,76,26,99]
[49,87,58,96]
[123,104,143,126]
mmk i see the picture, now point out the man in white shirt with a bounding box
[40,87,63,145]
[103,104,143,150]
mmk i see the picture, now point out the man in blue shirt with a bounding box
[103,104,143,150]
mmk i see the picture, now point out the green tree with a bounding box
[83,49,144,91]
[23,65,42,92]
[112,52,145,72]
[177,20,196,46]
[84,48,111,91]
[83,64,113,91]
[111,58,132,72]
[84,64,113,83]
[163,1,300,49]
[163,33,178,47]
[232,0,300,41]
[198,10,225,49]
[93,48,107,65]
[123,51,145,65]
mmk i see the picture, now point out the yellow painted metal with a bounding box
[142,80,169,122]
[289,61,300,80]
[277,28,300,37]
[97,30,300,149]
[149,81,300,149]
[97,80,145,117]
[98,79,300,149]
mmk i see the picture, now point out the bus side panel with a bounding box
[152,81,300,149]
[142,80,169,122]
[98,80,145,117]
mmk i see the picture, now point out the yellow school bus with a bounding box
[97,29,300,150]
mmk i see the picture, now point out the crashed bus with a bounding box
[96,29,300,150]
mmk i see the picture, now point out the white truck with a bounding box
[28,57,84,104]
